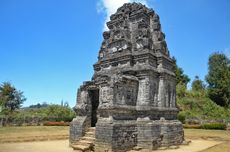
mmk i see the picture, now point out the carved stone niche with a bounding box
[135,29,150,39]
[129,5,146,17]
[112,29,130,41]
[135,29,152,50]
[107,39,131,54]
[147,8,155,17]
[94,75,111,85]
[153,31,165,42]
[110,14,117,21]
[114,76,138,106]
[98,41,106,60]
[107,19,127,30]
[154,40,168,55]
[138,22,149,29]
[113,30,123,40]
[138,18,151,29]
[153,14,159,22]
[130,12,150,25]
[103,31,110,40]
[110,13,123,21]
[106,21,114,30]
[115,20,125,29]
[136,38,152,50]
[152,22,161,31]
[98,50,104,60]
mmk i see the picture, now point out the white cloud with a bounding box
[97,0,149,31]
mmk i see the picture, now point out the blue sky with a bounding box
[0,0,229,107]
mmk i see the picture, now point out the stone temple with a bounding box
[70,3,184,152]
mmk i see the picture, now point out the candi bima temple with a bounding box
[70,3,184,152]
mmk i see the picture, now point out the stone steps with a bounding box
[81,136,95,142]
[71,127,96,151]
[72,144,90,151]
[128,146,148,152]
[128,145,180,152]
[88,127,96,132]
[85,131,95,137]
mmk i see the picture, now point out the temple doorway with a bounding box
[88,89,99,127]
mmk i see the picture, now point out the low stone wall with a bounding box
[94,117,184,152]
[159,119,184,147]
[69,116,91,144]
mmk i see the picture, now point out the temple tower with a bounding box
[70,3,184,151]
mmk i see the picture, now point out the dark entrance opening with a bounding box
[88,89,99,127]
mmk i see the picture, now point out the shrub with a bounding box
[183,124,202,129]
[177,112,186,124]
[186,118,200,125]
[201,123,226,130]
[176,83,188,98]
[177,95,230,122]
[0,104,76,126]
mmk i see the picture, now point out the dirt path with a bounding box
[155,139,222,152]
[0,139,222,152]
[0,140,74,152]
[201,141,230,152]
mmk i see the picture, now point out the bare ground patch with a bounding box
[0,126,69,143]
[0,140,74,152]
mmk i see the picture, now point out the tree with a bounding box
[0,82,26,113]
[205,52,230,107]
[176,82,187,98]
[172,57,190,86]
[45,104,75,121]
[29,103,42,108]
[64,101,69,107]
[192,76,205,91]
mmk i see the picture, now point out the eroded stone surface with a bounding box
[70,2,184,152]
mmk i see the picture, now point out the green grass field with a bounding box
[0,126,69,143]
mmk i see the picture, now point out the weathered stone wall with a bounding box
[94,117,184,151]
[136,118,184,150]
[159,120,184,147]
[112,122,137,150]
[114,76,138,106]
[95,119,137,152]
[99,85,113,109]
[136,73,159,110]
[95,118,113,152]
[137,117,161,150]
